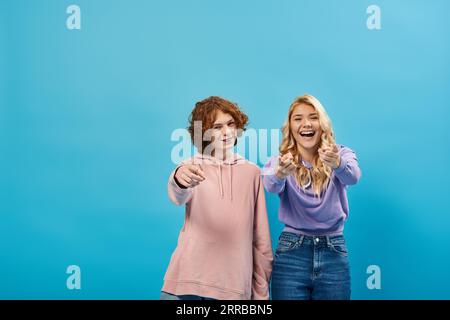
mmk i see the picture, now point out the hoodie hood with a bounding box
[191,153,247,201]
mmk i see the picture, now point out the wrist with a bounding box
[333,157,343,171]
[173,167,187,189]
[275,168,287,180]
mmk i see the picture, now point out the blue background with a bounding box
[1,0,450,299]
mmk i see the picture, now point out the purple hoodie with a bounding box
[263,145,361,236]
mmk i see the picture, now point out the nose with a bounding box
[302,118,312,127]
[221,125,228,135]
[222,125,232,136]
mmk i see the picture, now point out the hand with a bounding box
[275,152,298,179]
[318,144,341,169]
[174,164,206,188]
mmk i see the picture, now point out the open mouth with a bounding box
[299,130,316,138]
[222,137,233,143]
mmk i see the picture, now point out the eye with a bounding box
[228,121,235,127]
[213,125,222,130]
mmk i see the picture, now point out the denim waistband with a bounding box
[279,231,345,247]
[283,225,343,237]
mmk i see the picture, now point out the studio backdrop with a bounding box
[1,0,450,299]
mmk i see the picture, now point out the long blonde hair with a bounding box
[279,94,336,197]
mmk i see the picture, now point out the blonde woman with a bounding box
[263,94,361,300]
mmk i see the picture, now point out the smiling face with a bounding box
[188,96,248,157]
[290,103,323,153]
[210,110,237,158]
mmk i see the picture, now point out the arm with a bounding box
[167,166,194,205]
[251,174,274,300]
[334,146,362,185]
[262,156,287,194]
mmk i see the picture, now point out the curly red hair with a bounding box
[187,96,249,152]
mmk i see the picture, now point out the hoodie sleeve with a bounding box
[167,165,194,205]
[262,156,287,194]
[333,145,362,186]
[251,172,274,300]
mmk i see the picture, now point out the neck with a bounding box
[211,148,233,161]
[297,144,318,163]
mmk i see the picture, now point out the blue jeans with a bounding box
[271,232,351,300]
[160,291,216,300]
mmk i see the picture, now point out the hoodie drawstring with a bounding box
[229,163,232,201]
[217,162,233,201]
[218,163,224,198]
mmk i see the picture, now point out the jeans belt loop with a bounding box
[326,235,332,247]
[298,235,305,246]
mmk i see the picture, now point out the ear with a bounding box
[333,144,339,153]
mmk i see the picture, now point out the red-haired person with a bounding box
[161,96,273,300]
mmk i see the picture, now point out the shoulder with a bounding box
[240,159,262,175]
[337,144,357,156]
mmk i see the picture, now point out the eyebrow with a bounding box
[213,119,235,126]
[292,112,318,117]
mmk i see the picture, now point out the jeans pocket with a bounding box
[329,239,348,257]
[276,239,296,255]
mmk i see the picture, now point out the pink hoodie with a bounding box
[162,153,273,300]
